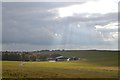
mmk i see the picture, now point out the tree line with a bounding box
[1,51,62,61]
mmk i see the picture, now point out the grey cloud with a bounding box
[3,2,84,11]
[58,12,117,25]
[2,2,118,50]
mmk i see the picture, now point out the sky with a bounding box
[2,0,119,51]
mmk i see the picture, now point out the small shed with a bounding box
[56,56,68,61]
[47,58,57,62]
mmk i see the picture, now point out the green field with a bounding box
[2,50,119,78]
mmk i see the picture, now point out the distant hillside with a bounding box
[2,50,118,67]
[33,50,118,66]
[57,50,118,67]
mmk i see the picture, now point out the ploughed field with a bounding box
[2,50,119,78]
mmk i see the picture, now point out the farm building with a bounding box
[69,57,80,61]
[47,56,68,62]
[35,53,80,62]
[56,56,68,61]
[47,55,80,62]
[47,58,57,62]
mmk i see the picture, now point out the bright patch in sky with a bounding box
[95,22,118,30]
[77,24,81,28]
[57,0,118,17]
[102,32,118,41]
[54,33,62,39]
[95,22,118,42]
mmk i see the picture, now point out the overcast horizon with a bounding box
[2,0,119,51]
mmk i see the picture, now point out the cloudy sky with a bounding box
[2,0,119,51]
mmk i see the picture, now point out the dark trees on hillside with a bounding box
[29,55,36,61]
[2,52,62,61]
[2,53,21,61]
[2,52,30,61]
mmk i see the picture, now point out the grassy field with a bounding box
[2,50,119,78]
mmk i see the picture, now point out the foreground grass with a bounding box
[2,61,118,78]
[2,50,119,78]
